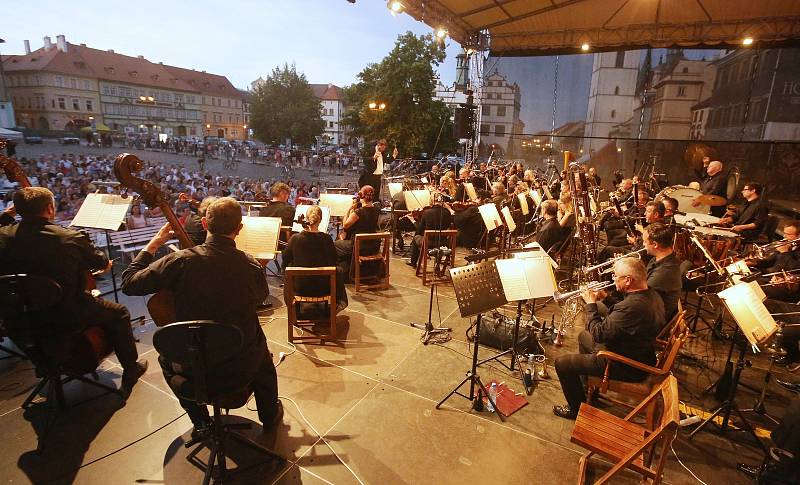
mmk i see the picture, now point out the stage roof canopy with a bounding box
[397,0,800,55]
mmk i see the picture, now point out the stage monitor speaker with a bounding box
[453,107,475,139]
[478,313,534,353]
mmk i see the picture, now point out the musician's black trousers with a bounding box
[158,354,279,428]
[69,297,139,371]
[554,330,647,411]
[765,299,800,363]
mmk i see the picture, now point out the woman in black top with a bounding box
[334,185,380,280]
[284,205,348,312]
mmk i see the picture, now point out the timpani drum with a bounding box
[673,226,741,269]
[656,185,709,214]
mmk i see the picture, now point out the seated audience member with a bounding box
[126,203,149,229]
[553,257,663,419]
[283,205,348,312]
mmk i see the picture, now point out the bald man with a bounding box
[699,160,727,217]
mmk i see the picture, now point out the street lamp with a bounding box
[206,123,211,137]
[368,101,386,111]
[243,124,248,140]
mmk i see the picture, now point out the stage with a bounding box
[0,248,793,484]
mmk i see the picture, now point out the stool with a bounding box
[415,230,457,286]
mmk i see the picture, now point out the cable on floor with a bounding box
[671,443,709,485]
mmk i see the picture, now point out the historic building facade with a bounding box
[479,70,524,156]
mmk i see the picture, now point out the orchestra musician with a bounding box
[283,205,348,313]
[697,160,727,217]
[184,196,218,245]
[557,192,576,238]
[0,187,147,396]
[553,257,663,419]
[587,167,601,188]
[408,195,454,267]
[335,185,380,278]
[490,181,509,212]
[439,170,457,198]
[121,197,282,435]
[718,182,769,243]
[535,200,566,254]
[661,196,680,224]
[472,162,489,191]
[360,139,397,201]
[454,190,490,248]
[454,168,472,203]
[259,182,296,230]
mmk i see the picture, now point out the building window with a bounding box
[494,125,506,136]
[86,100,93,111]
[55,76,64,87]
[84,80,91,90]
[58,97,66,110]
[497,106,506,117]
[677,86,687,97]
[682,67,689,73]
[72,99,80,111]
[329,121,334,128]
[615,51,625,68]
[614,86,620,95]
[611,109,616,119]
[699,110,704,122]
[482,105,490,116]
[70,78,77,89]
[480,124,490,135]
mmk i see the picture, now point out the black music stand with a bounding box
[436,261,506,420]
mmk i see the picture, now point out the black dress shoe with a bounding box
[776,378,800,394]
[121,360,149,397]
[552,404,578,420]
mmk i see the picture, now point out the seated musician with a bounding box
[454,168,471,203]
[409,195,454,267]
[0,187,146,395]
[753,223,800,302]
[454,191,489,248]
[439,171,457,199]
[490,181,508,212]
[557,192,576,235]
[510,181,535,236]
[391,189,415,250]
[472,163,488,192]
[283,205,348,313]
[183,196,218,245]
[719,181,769,243]
[121,197,281,435]
[642,223,682,323]
[587,167,601,188]
[661,196,679,224]
[698,160,727,217]
[259,181,296,228]
[616,178,634,209]
[334,185,380,278]
[536,200,565,254]
[553,257,664,419]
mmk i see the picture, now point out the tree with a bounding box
[250,63,325,146]
[342,32,457,158]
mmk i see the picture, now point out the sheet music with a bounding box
[405,190,432,212]
[292,205,330,233]
[421,176,429,185]
[719,282,778,346]
[70,193,132,230]
[478,203,503,231]
[495,259,530,301]
[464,182,478,202]
[517,193,529,215]
[237,216,280,260]
[501,206,516,233]
[388,183,403,197]
[319,193,354,217]
[496,257,557,301]
[530,189,542,207]
[516,242,559,268]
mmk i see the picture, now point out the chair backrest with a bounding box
[0,274,62,317]
[656,315,688,370]
[422,229,457,249]
[283,266,336,301]
[354,231,390,256]
[658,375,681,430]
[153,321,243,404]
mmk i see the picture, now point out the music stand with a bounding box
[437,261,506,420]
[689,282,776,452]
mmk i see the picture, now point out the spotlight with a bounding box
[581,43,590,52]
[436,28,448,39]
[388,1,404,14]
[368,102,377,109]
[743,37,754,46]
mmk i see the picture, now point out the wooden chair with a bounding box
[587,312,688,408]
[655,300,684,349]
[415,229,458,286]
[571,375,680,485]
[284,267,337,343]
[352,232,391,292]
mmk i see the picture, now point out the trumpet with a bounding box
[554,280,616,303]
[583,248,647,275]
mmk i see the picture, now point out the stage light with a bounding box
[743,37,754,46]
[436,28,448,40]
[581,43,590,52]
[388,1,404,14]
[617,147,622,152]
[379,102,386,110]
[368,102,377,109]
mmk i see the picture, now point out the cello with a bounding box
[114,153,194,326]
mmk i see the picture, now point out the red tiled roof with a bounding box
[160,64,241,98]
[309,83,343,101]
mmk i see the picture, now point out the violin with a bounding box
[115,153,194,326]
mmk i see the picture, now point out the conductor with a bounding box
[359,138,397,202]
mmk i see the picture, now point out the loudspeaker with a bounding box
[478,313,533,352]
[453,107,475,139]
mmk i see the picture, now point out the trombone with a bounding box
[554,280,616,303]
[583,248,647,275]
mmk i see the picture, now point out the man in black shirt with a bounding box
[121,197,281,434]
[409,200,454,267]
[360,139,395,202]
[642,223,682,324]
[0,187,146,395]
[259,182,295,228]
[553,257,663,419]
[720,181,769,243]
[698,160,727,217]
[183,196,217,245]
[536,200,564,254]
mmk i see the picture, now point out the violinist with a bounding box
[472,162,489,191]
[408,195,454,267]
[259,182,295,228]
[439,171,457,199]
[1,187,146,396]
[454,190,490,248]
[335,185,379,278]
[491,181,509,212]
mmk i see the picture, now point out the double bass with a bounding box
[114,153,194,326]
